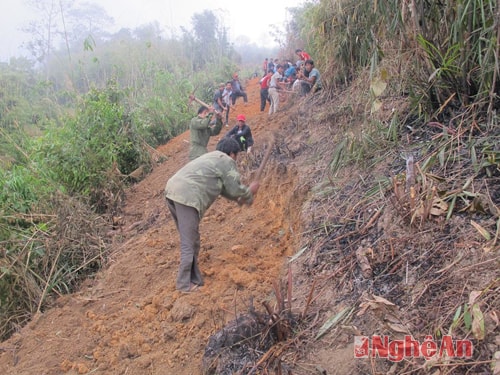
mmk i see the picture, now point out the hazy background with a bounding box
[0,0,306,62]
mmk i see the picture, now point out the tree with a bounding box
[23,0,58,76]
[66,1,113,42]
[188,10,232,70]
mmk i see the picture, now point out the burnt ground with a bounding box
[0,75,499,375]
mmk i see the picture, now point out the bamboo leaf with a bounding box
[289,246,308,262]
[316,307,353,340]
[493,351,500,375]
[471,220,491,241]
[470,146,480,173]
[463,304,472,331]
[438,147,445,167]
[469,291,481,305]
[371,99,383,113]
[449,305,462,335]
[371,295,396,305]
[471,303,485,340]
[446,195,457,221]
[370,77,387,97]
[421,155,436,173]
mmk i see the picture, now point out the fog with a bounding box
[0,0,305,62]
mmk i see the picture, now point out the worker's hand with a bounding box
[236,182,259,207]
[237,196,253,206]
[247,146,252,153]
[249,181,260,195]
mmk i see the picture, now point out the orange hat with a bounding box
[237,114,246,121]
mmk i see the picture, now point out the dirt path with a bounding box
[0,78,303,374]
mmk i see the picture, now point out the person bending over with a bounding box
[165,138,260,292]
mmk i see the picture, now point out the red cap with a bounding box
[237,114,246,121]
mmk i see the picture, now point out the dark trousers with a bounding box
[300,81,312,96]
[300,81,321,96]
[231,91,248,104]
[166,199,203,291]
[224,105,231,125]
[260,88,270,111]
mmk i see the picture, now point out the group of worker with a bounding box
[259,49,322,115]
[164,48,319,293]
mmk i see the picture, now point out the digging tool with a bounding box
[188,94,210,108]
[254,134,275,181]
[188,94,224,114]
[237,135,275,206]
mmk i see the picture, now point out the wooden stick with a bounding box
[188,94,210,108]
[255,135,275,181]
[188,94,224,114]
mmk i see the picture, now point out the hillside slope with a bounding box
[0,74,499,375]
[0,77,313,374]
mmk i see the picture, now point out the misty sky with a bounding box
[0,0,306,62]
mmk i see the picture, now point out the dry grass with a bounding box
[0,192,111,340]
[200,61,500,373]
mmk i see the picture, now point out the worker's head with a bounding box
[236,114,246,128]
[216,137,241,159]
[197,105,208,115]
[304,59,314,72]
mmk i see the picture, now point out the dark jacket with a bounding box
[225,124,254,151]
[231,78,244,94]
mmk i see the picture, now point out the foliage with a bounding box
[290,0,499,126]
[411,0,500,123]
[0,192,109,341]
[131,69,193,147]
[0,63,38,131]
[34,84,143,210]
[291,0,385,85]
[0,166,46,215]
[0,125,110,341]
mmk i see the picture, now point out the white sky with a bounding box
[0,0,306,62]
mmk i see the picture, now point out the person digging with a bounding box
[164,137,260,293]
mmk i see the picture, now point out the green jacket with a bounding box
[189,114,223,160]
[165,151,253,218]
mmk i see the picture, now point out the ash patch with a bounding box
[202,312,274,375]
